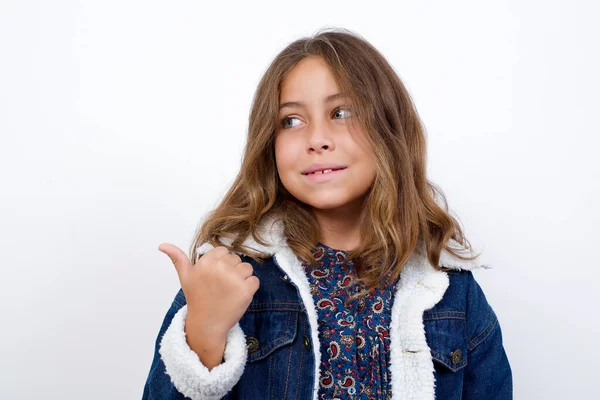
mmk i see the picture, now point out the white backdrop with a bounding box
[1,0,598,398]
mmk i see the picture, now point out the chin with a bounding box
[284,184,363,211]
[304,196,357,211]
[308,203,346,211]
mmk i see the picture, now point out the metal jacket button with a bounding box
[451,349,462,364]
[246,337,259,353]
[303,335,311,350]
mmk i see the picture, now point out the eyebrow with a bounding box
[279,93,346,111]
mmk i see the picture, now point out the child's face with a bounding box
[274,56,376,214]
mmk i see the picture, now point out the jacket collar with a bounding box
[196,215,488,400]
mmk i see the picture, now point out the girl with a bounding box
[143,28,512,400]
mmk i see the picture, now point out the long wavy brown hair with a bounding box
[189,27,480,302]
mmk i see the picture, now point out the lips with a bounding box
[302,163,348,175]
[303,167,347,182]
[303,167,346,175]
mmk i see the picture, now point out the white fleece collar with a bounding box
[196,216,488,400]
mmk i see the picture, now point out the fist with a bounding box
[158,243,260,338]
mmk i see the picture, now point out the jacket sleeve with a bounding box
[142,290,248,400]
[462,271,513,400]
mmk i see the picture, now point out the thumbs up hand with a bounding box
[158,244,260,340]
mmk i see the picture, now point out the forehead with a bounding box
[279,56,340,100]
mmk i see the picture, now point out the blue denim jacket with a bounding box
[143,218,512,399]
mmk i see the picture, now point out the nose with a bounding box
[306,119,334,153]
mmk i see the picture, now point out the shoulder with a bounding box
[431,270,500,349]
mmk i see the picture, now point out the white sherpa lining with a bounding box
[159,305,248,400]
[160,215,488,400]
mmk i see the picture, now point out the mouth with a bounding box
[302,167,346,176]
[302,167,347,182]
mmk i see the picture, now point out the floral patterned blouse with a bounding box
[301,242,401,399]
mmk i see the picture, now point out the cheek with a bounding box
[347,139,376,172]
[353,150,377,185]
[274,137,298,172]
[274,137,285,168]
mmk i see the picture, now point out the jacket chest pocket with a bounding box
[232,305,311,400]
[423,310,468,372]
[239,304,300,362]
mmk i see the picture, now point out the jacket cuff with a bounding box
[158,304,247,400]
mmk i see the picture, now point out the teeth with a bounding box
[311,169,334,175]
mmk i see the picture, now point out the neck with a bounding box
[312,200,363,252]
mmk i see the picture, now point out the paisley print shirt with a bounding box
[301,242,401,399]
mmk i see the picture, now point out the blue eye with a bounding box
[281,116,301,129]
[280,107,352,129]
[333,108,353,119]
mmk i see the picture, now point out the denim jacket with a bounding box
[143,217,512,399]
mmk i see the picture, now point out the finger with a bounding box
[234,262,254,279]
[218,252,242,268]
[158,243,192,280]
[201,246,230,262]
[245,275,260,295]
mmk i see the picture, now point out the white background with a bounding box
[1,0,598,398]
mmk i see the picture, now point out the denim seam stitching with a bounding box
[248,307,302,312]
[268,340,274,400]
[250,312,298,361]
[468,314,498,350]
[295,313,305,398]
[282,312,294,399]
[252,334,295,360]
[424,311,466,315]
[423,316,466,321]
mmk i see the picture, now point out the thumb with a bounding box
[158,243,191,280]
